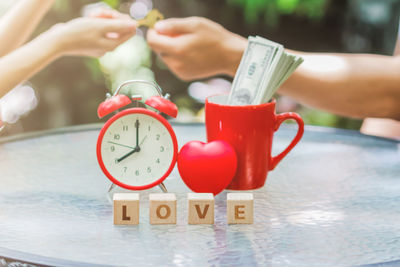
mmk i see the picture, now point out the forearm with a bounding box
[221,36,400,120]
[0,32,61,98]
[394,41,400,56]
[279,52,400,120]
[0,0,55,56]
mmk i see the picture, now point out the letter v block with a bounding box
[227,193,254,224]
[149,193,177,225]
[113,193,140,225]
[187,193,214,224]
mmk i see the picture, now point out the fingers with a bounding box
[147,29,180,54]
[154,17,199,35]
[88,9,115,19]
[90,18,137,55]
[99,38,119,52]
[155,54,196,81]
[89,9,132,21]
[116,30,135,44]
[100,30,135,51]
[98,18,137,35]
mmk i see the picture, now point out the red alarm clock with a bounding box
[96,80,178,192]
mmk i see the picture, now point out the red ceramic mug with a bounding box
[205,95,304,190]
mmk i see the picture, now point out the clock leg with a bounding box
[106,183,117,203]
[158,182,168,193]
[108,183,116,193]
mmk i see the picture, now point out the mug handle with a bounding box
[269,112,304,170]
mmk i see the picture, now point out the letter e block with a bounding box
[227,193,253,224]
[187,193,214,224]
[149,193,177,225]
[113,193,140,225]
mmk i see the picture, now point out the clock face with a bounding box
[97,109,177,189]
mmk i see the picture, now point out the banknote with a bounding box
[227,37,278,105]
[228,36,304,105]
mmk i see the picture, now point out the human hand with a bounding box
[46,16,136,58]
[88,8,134,39]
[87,8,132,21]
[147,17,247,81]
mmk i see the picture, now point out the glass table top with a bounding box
[0,123,399,267]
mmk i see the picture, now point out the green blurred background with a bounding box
[1,0,399,135]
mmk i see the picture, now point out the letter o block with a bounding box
[113,193,140,225]
[187,193,214,224]
[149,193,177,225]
[227,193,254,224]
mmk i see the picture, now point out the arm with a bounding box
[0,0,55,56]
[0,31,59,98]
[279,52,400,120]
[147,17,400,120]
[0,17,136,98]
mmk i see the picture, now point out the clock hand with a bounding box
[115,135,147,163]
[139,135,147,147]
[107,141,136,150]
[135,119,140,148]
[116,146,140,163]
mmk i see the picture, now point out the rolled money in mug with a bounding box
[228,37,277,106]
[228,36,303,105]
[206,94,304,190]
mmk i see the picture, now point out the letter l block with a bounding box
[113,193,140,225]
[149,193,177,225]
[227,193,254,224]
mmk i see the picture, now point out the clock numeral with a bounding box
[148,126,151,131]
[147,167,151,173]
[114,134,120,140]
[110,146,115,152]
[156,134,160,141]
[114,158,118,164]
[135,170,140,176]
[122,125,128,131]
[160,146,164,152]
[156,158,160,164]
[124,167,127,173]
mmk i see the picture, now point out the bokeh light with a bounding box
[130,1,149,19]
[0,85,38,124]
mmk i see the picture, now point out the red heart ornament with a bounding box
[177,140,237,195]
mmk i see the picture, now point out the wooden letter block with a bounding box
[149,193,177,225]
[113,193,139,225]
[187,193,214,224]
[227,193,254,224]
